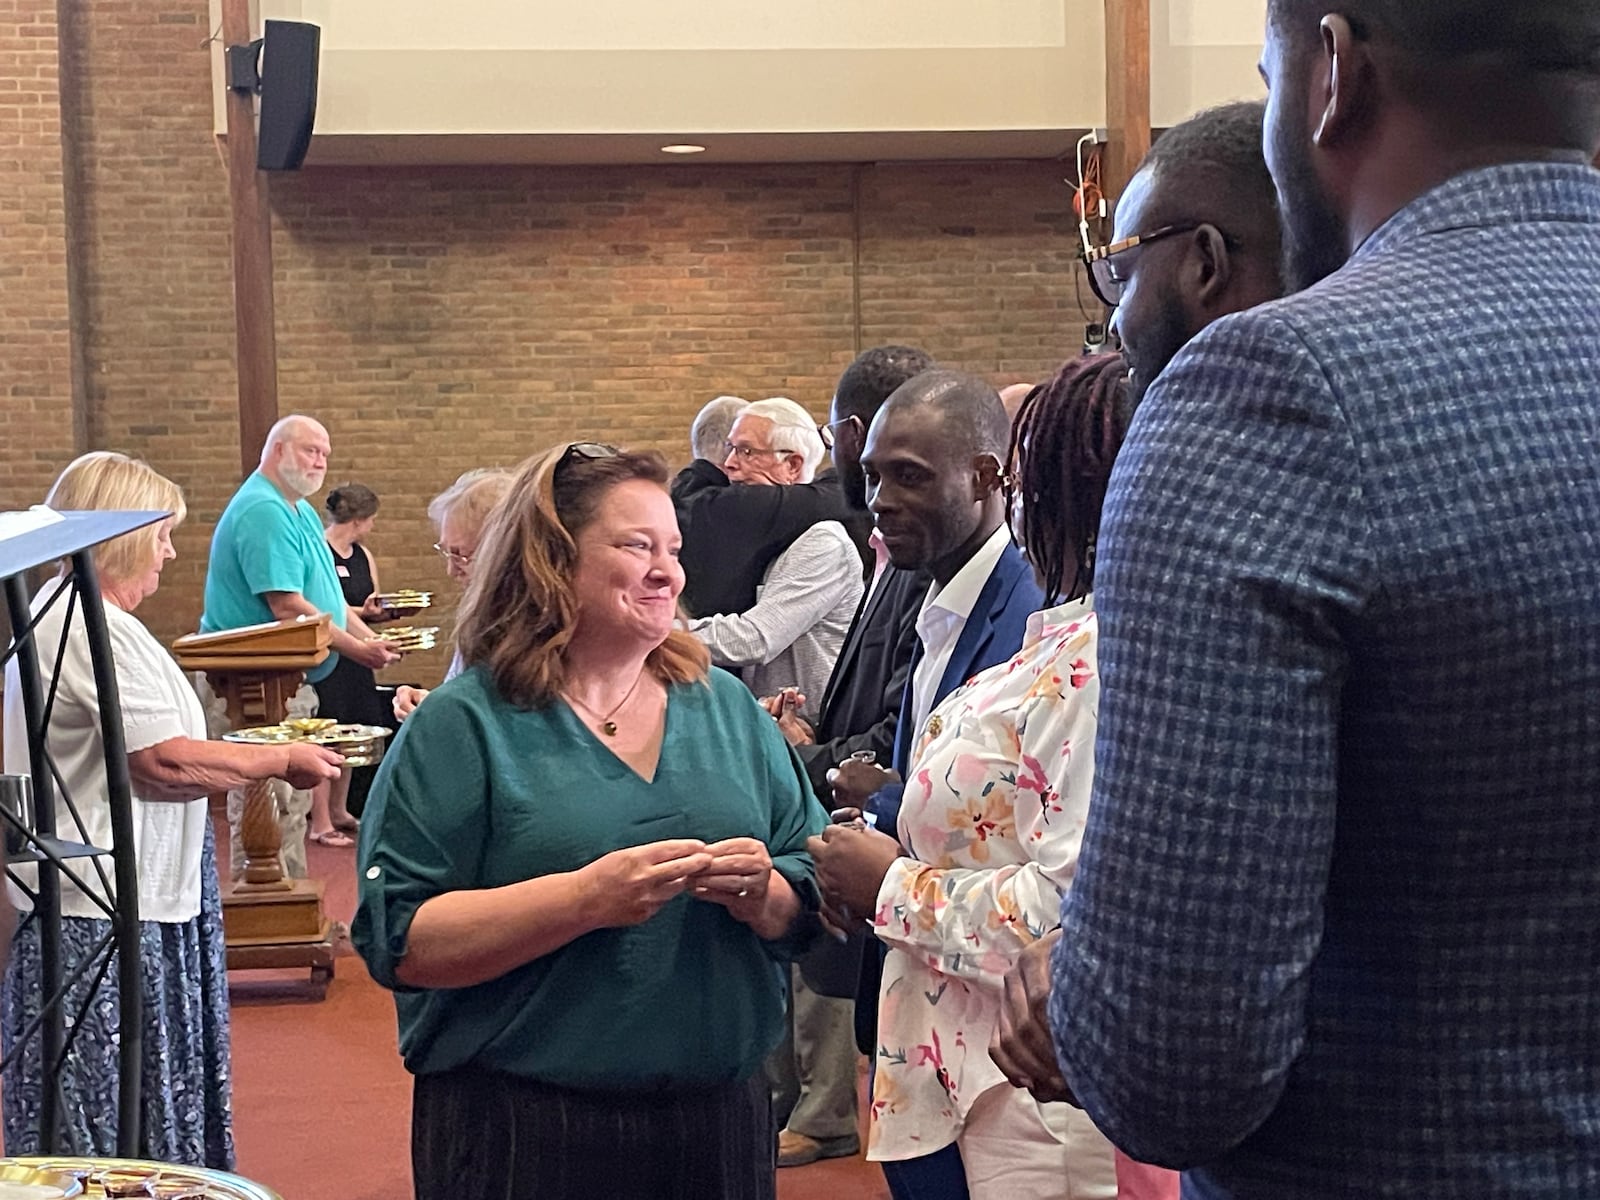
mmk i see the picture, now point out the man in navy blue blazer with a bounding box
[810,370,1043,1200]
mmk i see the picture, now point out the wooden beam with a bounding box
[1103,0,1153,201]
[221,0,279,478]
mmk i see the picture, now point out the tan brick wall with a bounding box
[57,3,237,645]
[0,0,76,513]
[7,0,1097,688]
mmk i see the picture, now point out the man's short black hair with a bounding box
[1145,101,1273,203]
[1141,100,1278,236]
[1268,0,1600,149]
[882,369,1010,461]
[1269,0,1600,75]
[834,345,937,423]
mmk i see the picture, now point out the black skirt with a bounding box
[411,1068,775,1200]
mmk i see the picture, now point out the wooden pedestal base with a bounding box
[222,879,336,998]
[171,623,338,1001]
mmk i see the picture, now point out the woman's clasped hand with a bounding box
[582,836,778,927]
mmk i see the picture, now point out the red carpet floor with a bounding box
[225,833,890,1200]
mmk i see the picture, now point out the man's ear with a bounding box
[1191,225,1234,311]
[1315,14,1377,150]
[973,453,1004,497]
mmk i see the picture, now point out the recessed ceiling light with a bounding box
[660,144,706,155]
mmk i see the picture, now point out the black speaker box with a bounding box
[257,20,320,171]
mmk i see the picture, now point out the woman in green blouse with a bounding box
[354,442,828,1200]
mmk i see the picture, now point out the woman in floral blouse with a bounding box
[812,354,1177,1200]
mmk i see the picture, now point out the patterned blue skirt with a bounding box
[0,821,235,1168]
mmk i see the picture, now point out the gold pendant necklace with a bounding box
[566,669,646,737]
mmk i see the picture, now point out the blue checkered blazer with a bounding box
[1050,162,1600,1199]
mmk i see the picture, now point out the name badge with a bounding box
[336,565,351,577]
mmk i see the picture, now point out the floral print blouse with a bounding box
[869,597,1098,1161]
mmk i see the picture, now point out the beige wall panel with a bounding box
[1152,0,1267,126]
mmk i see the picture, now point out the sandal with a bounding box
[332,815,360,835]
[309,829,355,848]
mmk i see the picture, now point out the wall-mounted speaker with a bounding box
[257,20,320,172]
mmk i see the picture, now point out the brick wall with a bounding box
[266,160,1087,687]
[60,2,238,645]
[0,0,76,513]
[7,0,1097,687]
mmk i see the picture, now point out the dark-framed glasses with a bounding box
[1083,223,1205,308]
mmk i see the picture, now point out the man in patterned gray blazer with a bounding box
[1013,2,1600,1197]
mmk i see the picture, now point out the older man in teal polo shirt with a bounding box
[201,414,400,876]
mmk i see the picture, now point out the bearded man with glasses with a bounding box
[1083,100,1285,407]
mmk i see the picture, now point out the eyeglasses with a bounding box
[724,442,782,462]
[433,542,473,567]
[1082,223,1206,308]
[818,415,861,451]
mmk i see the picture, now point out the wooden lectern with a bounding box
[173,615,336,996]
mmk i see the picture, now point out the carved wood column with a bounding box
[209,669,303,891]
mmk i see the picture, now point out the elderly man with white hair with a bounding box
[690,397,863,722]
[201,414,401,876]
[689,396,867,1169]
[673,393,858,619]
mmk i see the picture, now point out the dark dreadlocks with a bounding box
[1007,353,1132,606]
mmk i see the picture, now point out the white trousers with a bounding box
[957,1082,1118,1200]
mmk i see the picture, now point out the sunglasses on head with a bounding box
[556,442,621,476]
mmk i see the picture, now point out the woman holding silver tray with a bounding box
[317,481,399,838]
[1,452,342,1168]
[354,443,827,1199]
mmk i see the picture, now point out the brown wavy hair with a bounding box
[453,443,710,709]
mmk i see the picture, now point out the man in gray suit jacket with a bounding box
[1001,3,1600,1196]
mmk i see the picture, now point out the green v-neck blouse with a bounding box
[353,665,828,1090]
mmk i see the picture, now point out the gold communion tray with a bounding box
[374,624,440,652]
[0,1157,282,1199]
[372,589,432,615]
[0,1159,80,1199]
[222,721,392,768]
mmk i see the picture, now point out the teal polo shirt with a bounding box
[201,471,348,683]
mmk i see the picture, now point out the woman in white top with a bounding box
[811,357,1179,1200]
[1,452,341,1166]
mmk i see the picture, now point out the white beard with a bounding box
[280,464,324,498]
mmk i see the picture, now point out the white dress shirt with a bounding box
[688,521,863,722]
[907,523,1011,739]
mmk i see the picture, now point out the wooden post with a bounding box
[221,0,279,478]
[1103,0,1153,200]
